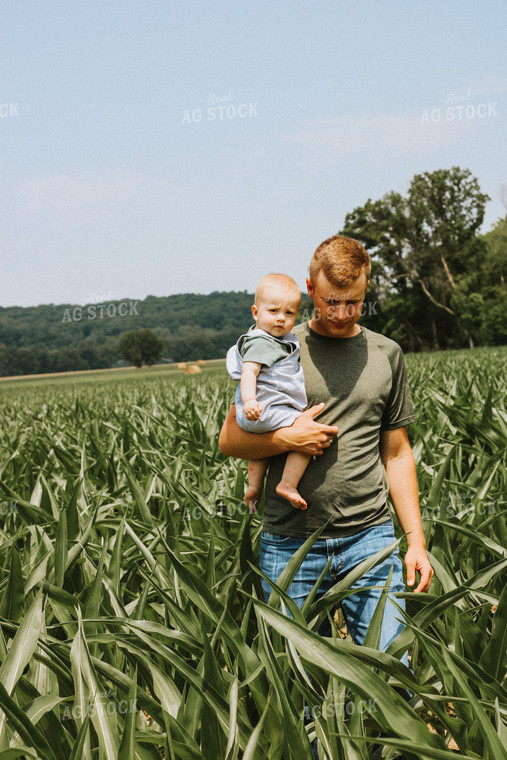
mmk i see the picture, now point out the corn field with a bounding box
[0,347,506,760]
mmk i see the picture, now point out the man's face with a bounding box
[306,271,369,338]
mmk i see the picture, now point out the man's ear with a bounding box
[306,276,314,299]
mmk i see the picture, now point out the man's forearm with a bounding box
[218,405,290,460]
[383,445,434,592]
[384,451,425,547]
[218,403,339,460]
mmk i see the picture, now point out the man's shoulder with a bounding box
[293,322,308,340]
[361,326,404,358]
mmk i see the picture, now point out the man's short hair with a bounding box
[255,273,301,303]
[309,235,371,286]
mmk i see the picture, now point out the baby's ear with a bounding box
[251,304,258,321]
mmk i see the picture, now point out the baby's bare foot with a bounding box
[244,486,261,513]
[276,483,307,510]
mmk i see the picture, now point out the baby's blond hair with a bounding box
[255,273,301,304]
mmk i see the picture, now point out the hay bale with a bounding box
[176,362,186,370]
[184,365,201,375]
[196,359,206,367]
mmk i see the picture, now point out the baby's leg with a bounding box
[245,458,269,513]
[276,452,311,510]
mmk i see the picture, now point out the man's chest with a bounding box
[299,341,392,426]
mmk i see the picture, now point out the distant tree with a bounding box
[481,214,507,286]
[56,347,88,373]
[119,329,164,367]
[474,214,507,345]
[340,167,491,349]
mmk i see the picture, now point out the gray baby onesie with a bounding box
[226,327,307,432]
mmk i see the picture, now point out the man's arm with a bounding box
[380,427,433,593]
[218,402,338,460]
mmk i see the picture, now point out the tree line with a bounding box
[0,167,505,376]
[0,292,255,376]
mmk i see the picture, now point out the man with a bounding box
[219,235,433,651]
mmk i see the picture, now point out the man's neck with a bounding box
[308,320,362,338]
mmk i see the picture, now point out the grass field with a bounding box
[0,346,505,759]
[0,358,227,387]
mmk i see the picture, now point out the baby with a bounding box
[226,273,311,511]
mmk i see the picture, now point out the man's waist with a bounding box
[262,507,392,540]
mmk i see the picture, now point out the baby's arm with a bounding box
[241,361,263,420]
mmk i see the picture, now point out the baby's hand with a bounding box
[244,399,262,420]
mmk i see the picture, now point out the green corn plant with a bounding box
[0,348,504,758]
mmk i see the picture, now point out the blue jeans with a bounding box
[260,521,406,652]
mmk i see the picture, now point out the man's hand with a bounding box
[218,402,338,460]
[275,403,339,456]
[244,399,262,421]
[404,544,433,593]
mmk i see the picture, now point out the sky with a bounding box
[1,1,506,308]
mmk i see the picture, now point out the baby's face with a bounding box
[252,285,300,338]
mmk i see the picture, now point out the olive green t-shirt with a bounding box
[263,323,415,538]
